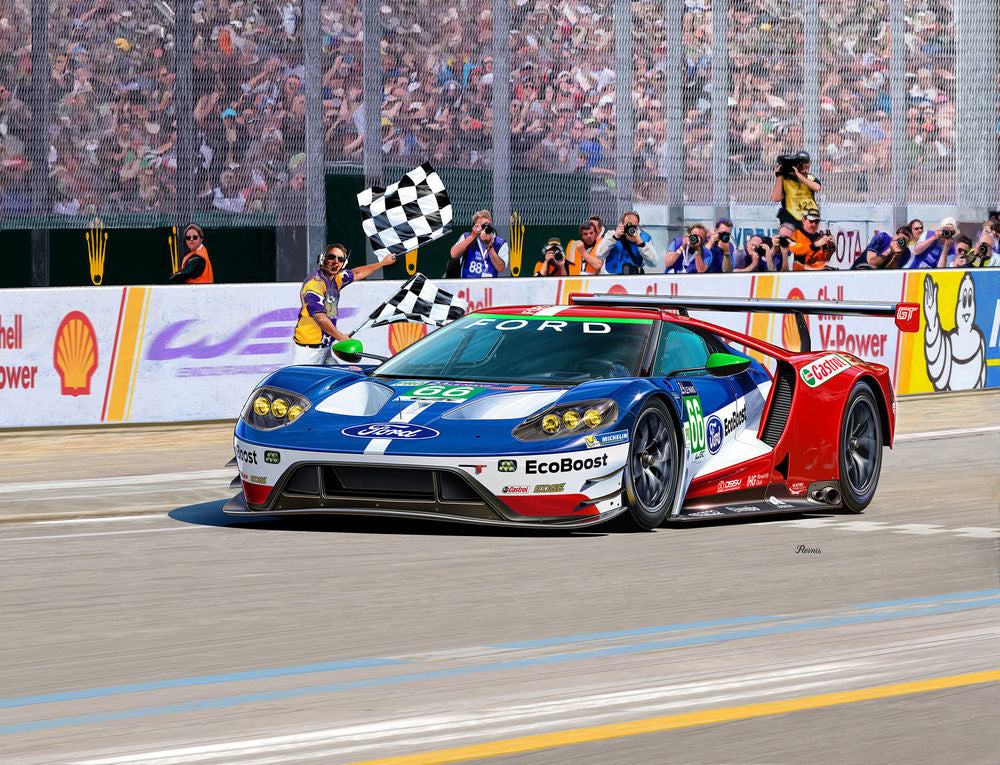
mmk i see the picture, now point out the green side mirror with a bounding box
[332,338,364,363]
[705,352,751,377]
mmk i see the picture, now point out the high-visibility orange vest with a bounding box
[179,246,214,283]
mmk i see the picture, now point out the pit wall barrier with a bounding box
[1,269,997,428]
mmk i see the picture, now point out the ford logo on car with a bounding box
[342,423,440,439]
[706,416,723,455]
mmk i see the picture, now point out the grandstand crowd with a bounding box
[0,0,984,222]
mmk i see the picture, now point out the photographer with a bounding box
[952,235,975,268]
[908,217,956,268]
[706,218,736,273]
[770,223,796,271]
[852,225,913,269]
[733,234,788,272]
[789,209,835,270]
[449,209,508,278]
[664,223,713,273]
[533,237,569,276]
[968,212,1000,267]
[594,210,657,275]
[770,150,822,229]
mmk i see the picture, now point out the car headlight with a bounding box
[241,386,311,430]
[513,399,619,441]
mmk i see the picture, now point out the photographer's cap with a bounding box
[803,208,821,221]
[544,237,562,251]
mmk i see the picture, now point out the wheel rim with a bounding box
[844,396,878,496]
[630,409,674,511]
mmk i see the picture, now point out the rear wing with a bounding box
[569,293,920,353]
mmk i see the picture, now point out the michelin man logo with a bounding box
[923,273,986,391]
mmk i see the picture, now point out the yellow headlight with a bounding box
[542,414,561,433]
[271,398,289,418]
[562,410,581,429]
[583,409,602,428]
[287,404,304,422]
[253,396,270,416]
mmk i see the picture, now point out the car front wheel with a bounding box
[624,398,681,530]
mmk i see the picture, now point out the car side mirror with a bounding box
[332,338,364,363]
[705,352,751,377]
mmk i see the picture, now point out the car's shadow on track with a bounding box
[167,500,610,537]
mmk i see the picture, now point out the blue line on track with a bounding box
[2,594,998,736]
[847,589,1000,609]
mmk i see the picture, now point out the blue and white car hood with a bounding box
[236,365,642,457]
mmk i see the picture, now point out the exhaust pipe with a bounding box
[810,490,824,502]
[821,486,841,505]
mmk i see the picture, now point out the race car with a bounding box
[225,294,920,530]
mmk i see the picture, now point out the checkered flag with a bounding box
[369,273,467,328]
[357,163,453,259]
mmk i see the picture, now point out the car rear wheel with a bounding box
[624,398,680,530]
[839,381,883,513]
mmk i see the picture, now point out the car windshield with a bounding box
[374,313,654,384]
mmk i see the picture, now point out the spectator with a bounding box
[664,223,713,273]
[770,151,822,229]
[449,209,508,278]
[907,219,925,246]
[789,209,835,270]
[595,210,657,275]
[589,215,606,240]
[970,213,1000,266]
[533,237,568,276]
[567,220,604,275]
[169,225,214,284]
[852,225,913,269]
[909,217,957,268]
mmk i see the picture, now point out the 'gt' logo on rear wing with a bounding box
[895,303,920,333]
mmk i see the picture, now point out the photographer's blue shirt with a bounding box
[604,230,652,274]
[707,243,732,273]
[456,232,509,278]
[853,232,910,268]
[906,233,954,268]
[665,237,713,273]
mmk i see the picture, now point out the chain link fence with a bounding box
[2,0,996,231]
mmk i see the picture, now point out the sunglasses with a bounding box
[185,234,201,240]
[327,255,347,263]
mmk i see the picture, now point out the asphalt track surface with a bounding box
[1,391,998,764]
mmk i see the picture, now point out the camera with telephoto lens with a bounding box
[687,234,700,246]
[481,223,494,236]
[776,151,809,178]
[719,231,731,243]
[776,235,790,247]
[754,245,766,257]
[940,227,955,239]
[624,223,638,237]
[550,248,564,262]
[895,237,908,248]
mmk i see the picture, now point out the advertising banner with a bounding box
[2,270,998,428]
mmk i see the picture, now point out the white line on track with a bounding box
[894,424,1000,441]
[34,515,165,525]
[0,469,232,495]
[0,527,189,542]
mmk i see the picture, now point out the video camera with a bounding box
[776,151,810,178]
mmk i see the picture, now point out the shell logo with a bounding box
[53,311,99,396]
[781,288,807,351]
[388,322,427,354]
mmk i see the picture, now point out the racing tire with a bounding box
[623,398,681,530]
[839,381,883,513]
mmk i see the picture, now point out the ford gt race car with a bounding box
[225,295,920,530]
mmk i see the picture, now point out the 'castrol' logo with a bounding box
[799,353,854,388]
[342,423,440,439]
